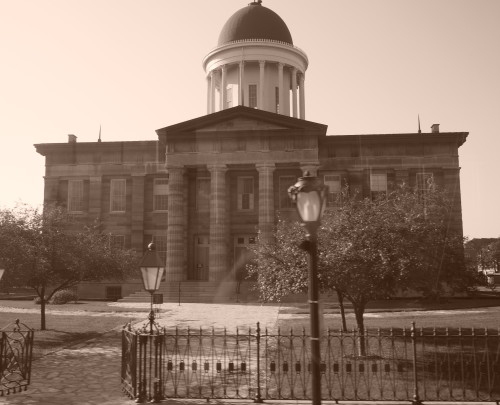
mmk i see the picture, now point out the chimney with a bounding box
[68,134,77,143]
[431,124,440,133]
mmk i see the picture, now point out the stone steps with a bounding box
[118,281,237,303]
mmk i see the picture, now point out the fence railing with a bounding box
[121,322,500,403]
[0,319,34,396]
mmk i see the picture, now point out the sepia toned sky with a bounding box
[1,0,499,239]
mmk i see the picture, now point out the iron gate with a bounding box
[0,319,34,396]
[122,322,500,403]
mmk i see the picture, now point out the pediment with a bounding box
[156,106,328,141]
[195,117,289,133]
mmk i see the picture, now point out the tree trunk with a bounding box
[336,289,348,332]
[353,304,366,357]
[40,286,47,331]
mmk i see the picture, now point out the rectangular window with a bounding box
[416,172,433,199]
[226,85,233,108]
[416,172,433,191]
[110,179,126,212]
[370,173,387,200]
[275,86,280,113]
[68,180,84,212]
[279,176,296,209]
[153,178,169,211]
[196,178,210,212]
[237,176,254,210]
[324,174,341,207]
[248,84,257,108]
[109,234,125,251]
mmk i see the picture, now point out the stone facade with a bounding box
[34,107,467,300]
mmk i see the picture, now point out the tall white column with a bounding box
[239,61,245,106]
[278,63,284,115]
[210,71,216,113]
[299,72,306,119]
[208,164,228,281]
[256,163,275,245]
[291,68,298,118]
[221,65,227,111]
[166,166,186,282]
[259,61,265,110]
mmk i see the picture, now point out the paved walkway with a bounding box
[0,304,283,405]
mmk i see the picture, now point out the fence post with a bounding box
[411,322,422,405]
[254,322,264,403]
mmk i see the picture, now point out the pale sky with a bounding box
[1,0,499,239]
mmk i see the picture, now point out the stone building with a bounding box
[34,1,467,301]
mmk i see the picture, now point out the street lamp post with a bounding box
[288,171,328,405]
[138,241,165,335]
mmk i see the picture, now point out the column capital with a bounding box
[259,60,266,67]
[256,162,276,172]
[207,163,227,173]
[300,162,320,177]
[166,165,185,172]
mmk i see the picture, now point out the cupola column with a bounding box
[291,68,298,118]
[259,61,265,110]
[210,71,216,113]
[278,63,284,114]
[221,65,227,110]
[299,72,306,119]
[206,76,211,114]
[239,61,245,106]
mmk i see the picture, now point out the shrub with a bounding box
[51,289,78,305]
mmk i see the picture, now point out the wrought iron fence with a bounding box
[0,319,34,396]
[122,322,500,403]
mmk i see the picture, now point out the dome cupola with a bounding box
[203,1,308,119]
[218,1,293,46]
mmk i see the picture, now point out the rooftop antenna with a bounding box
[98,124,102,142]
[418,115,421,134]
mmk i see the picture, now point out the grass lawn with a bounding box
[0,300,146,359]
[278,298,500,332]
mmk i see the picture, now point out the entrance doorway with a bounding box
[191,235,209,281]
[233,235,256,282]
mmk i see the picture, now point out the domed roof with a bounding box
[218,1,293,46]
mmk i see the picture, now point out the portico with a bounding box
[156,105,327,282]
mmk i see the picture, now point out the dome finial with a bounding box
[249,0,262,5]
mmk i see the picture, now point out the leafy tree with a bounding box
[0,204,138,330]
[248,185,473,355]
[483,239,500,273]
